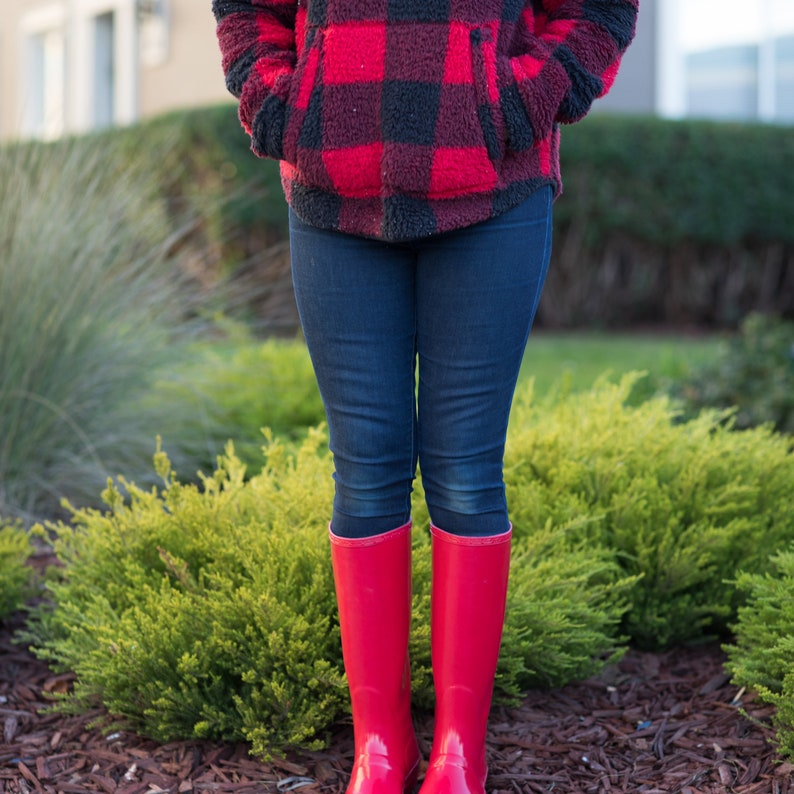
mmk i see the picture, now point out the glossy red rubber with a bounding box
[330,522,421,794]
[419,524,512,794]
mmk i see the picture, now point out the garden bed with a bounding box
[1,559,788,794]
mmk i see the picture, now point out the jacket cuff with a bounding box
[553,44,610,124]
[250,94,288,160]
[498,47,569,150]
[242,69,293,160]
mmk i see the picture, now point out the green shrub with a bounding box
[114,104,288,245]
[27,426,630,757]
[544,116,794,327]
[24,375,794,756]
[498,523,633,693]
[99,106,297,334]
[155,326,325,471]
[0,135,219,522]
[27,432,344,756]
[505,374,794,649]
[670,313,794,434]
[725,547,794,761]
[0,522,33,620]
[558,116,794,248]
[45,108,794,330]
[408,491,634,701]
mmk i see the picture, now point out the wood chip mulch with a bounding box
[2,610,790,793]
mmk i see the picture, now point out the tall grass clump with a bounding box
[0,136,215,522]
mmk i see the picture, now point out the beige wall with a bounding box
[0,1,33,141]
[139,0,230,120]
[0,0,231,143]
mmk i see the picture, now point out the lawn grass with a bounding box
[519,330,724,398]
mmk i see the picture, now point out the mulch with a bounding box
[1,554,790,793]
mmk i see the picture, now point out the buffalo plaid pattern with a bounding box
[213,0,638,241]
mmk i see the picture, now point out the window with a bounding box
[139,0,170,67]
[679,0,794,121]
[20,6,67,139]
[93,10,115,127]
[71,0,137,132]
[776,35,794,121]
[686,45,759,120]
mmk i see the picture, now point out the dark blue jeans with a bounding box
[289,187,553,538]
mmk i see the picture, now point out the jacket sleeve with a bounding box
[212,0,298,159]
[499,0,639,150]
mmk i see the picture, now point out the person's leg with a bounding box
[289,209,418,538]
[289,211,420,794]
[329,522,420,794]
[415,187,553,794]
[416,186,553,537]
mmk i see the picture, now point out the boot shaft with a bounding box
[329,522,420,794]
[422,524,512,793]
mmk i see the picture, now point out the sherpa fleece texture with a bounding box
[213,0,638,241]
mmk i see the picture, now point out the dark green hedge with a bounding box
[80,107,794,328]
[113,103,287,257]
[558,115,794,248]
[546,116,794,327]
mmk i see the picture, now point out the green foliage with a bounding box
[111,105,287,280]
[725,547,794,760]
[670,313,794,434]
[0,135,219,523]
[0,522,33,620]
[22,374,794,757]
[542,116,794,327]
[499,524,633,693]
[27,424,631,756]
[129,104,287,235]
[505,374,794,649]
[121,107,794,266]
[26,432,344,757]
[88,108,794,273]
[409,488,634,702]
[156,324,325,471]
[44,108,794,330]
[559,115,794,248]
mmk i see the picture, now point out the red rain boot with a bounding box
[419,524,512,794]
[330,522,421,794]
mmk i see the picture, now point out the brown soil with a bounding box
[1,555,789,793]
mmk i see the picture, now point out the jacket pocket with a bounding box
[282,27,324,166]
[470,26,506,167]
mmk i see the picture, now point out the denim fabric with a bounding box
[289,187,553,538]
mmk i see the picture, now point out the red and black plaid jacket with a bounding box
[213,0,638,241]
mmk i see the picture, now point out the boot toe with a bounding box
[419,754,486,794]
[347,752,420,794]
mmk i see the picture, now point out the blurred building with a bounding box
[1,0,793,143]
[0,0,229,142]
[603,0,794,123]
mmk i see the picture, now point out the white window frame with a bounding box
[655,0,686,118]
[71,0,138,132]
[138,0,170,68]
